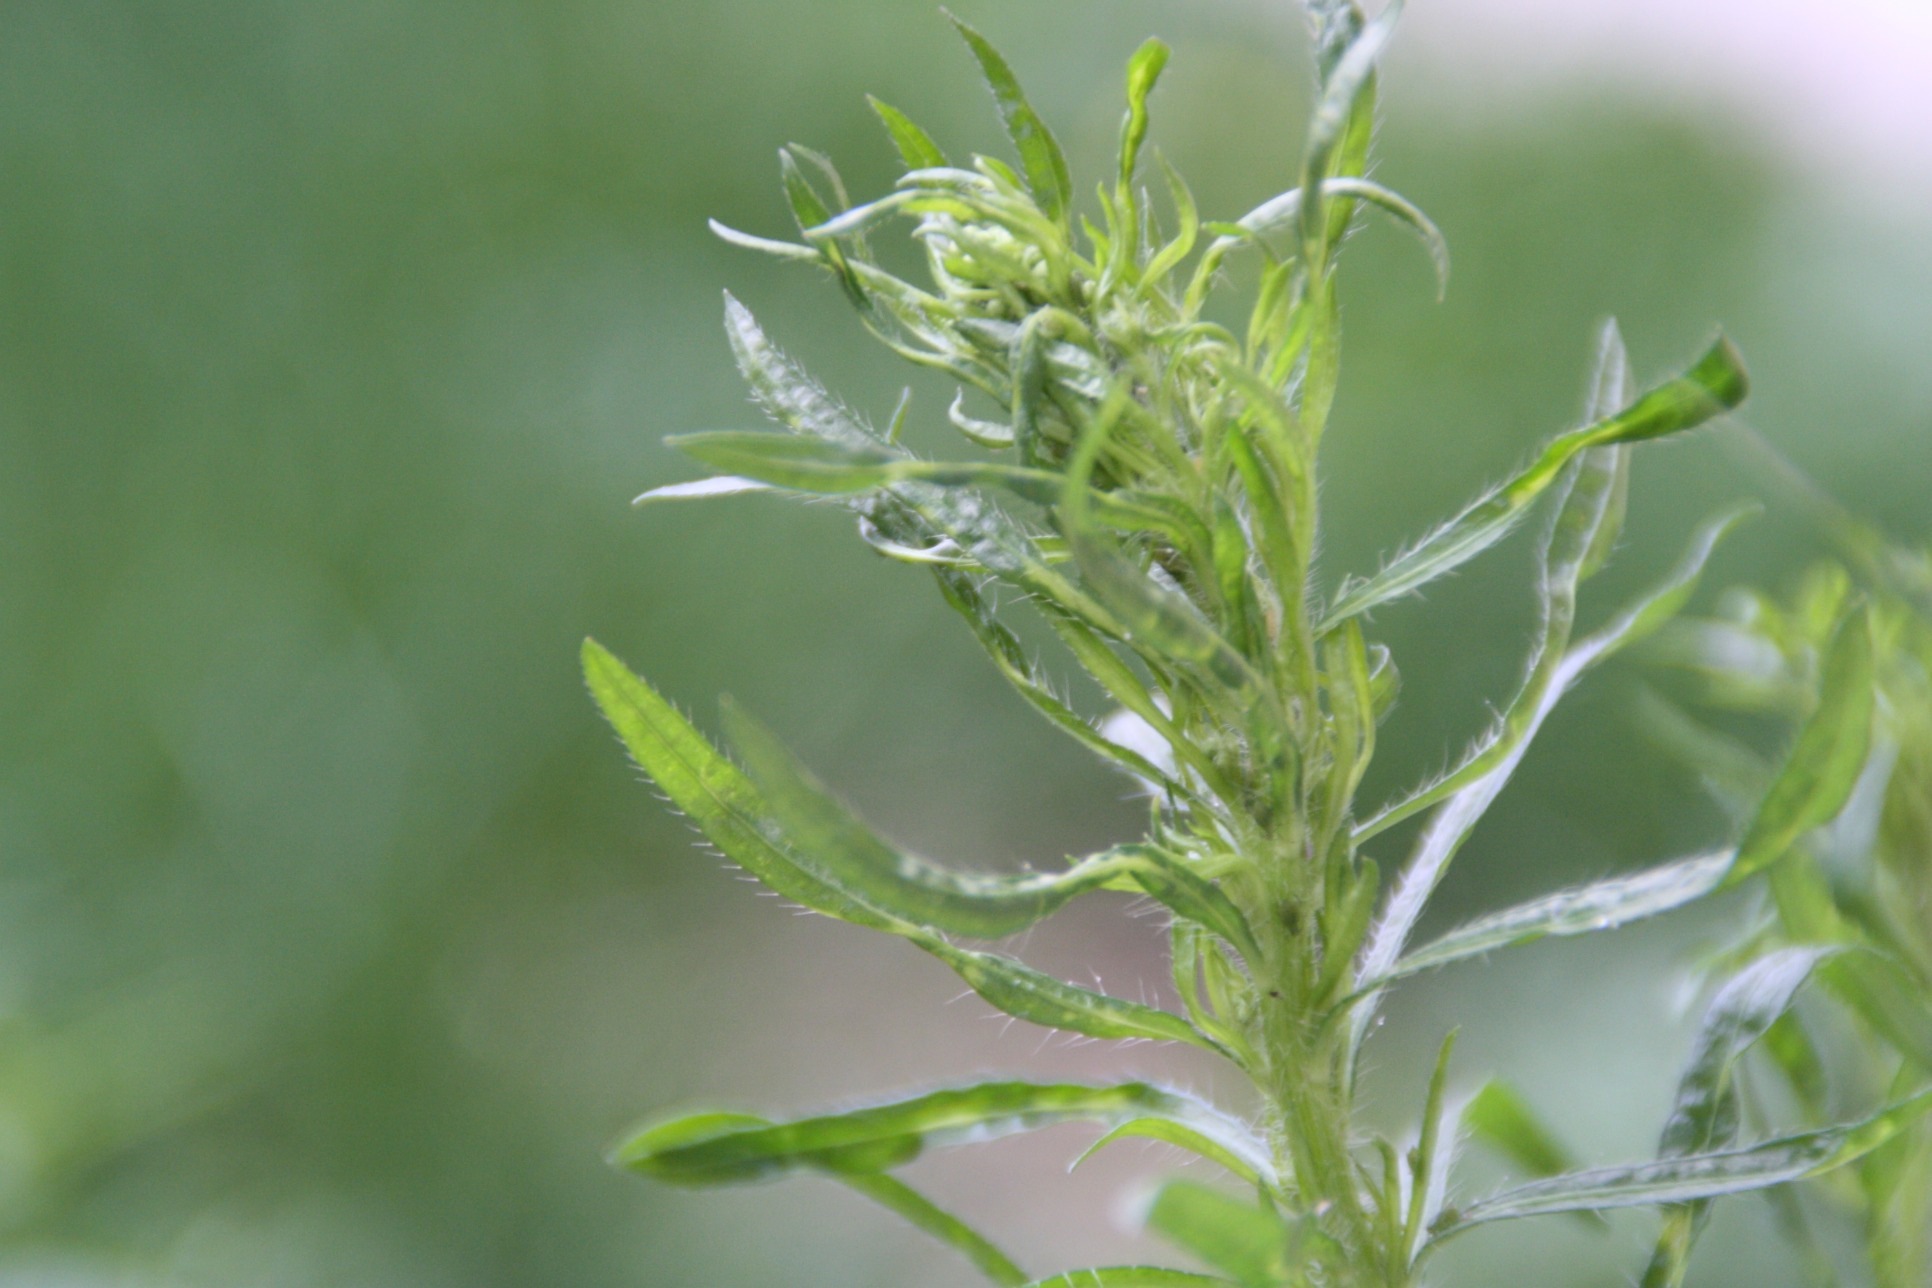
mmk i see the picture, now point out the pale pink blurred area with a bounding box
[1391,0,1932,204]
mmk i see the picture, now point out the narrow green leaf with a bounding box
[1347,418,1626,1052]
[1119,38,1171,192]
[615,1081,1195,1187]
[1431,1089,1932,1242]
[723,292,885,451]
[779,147,836,231]
[726,698,1244,947]
[1638,947,1838,1288]
[1144,1179,1291,1288]
[1072,1098,1277,1192]
[582,639,901,932]
[1819,949,1932,1072]
[932,570,1186,795]
[1321,336,1749,630]
[1298,2,1398,264]
[1304,0,1367,81]
[1321,177,1448,297]
[1662,947,1837,1160]
[709,218,822,263]
[945,10,1073,223]
[1061,392,1261,694]
[911,933,1223,1053]
[725,698,1108,938]
[868,95,950,170]
[1464,1081,1577,1180]
[1376,852,1732,984]
[1577,320,1635,580]
[1726,608,1877,886]
[1357,506,1754,844]
[1406,1031,1460,1260]
[838,1172,1029,1286]
[1020,1271,1233,1288]
[671,430,898,491]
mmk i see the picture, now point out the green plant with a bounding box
[1640,462,1932,1288]
[582,4,1927,1284]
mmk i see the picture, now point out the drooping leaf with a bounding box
[868,95,950,171]
[1144,1179,1292,1288]
[945,10,1073,223]
[614,1082,1202,1186]
[1726,608,1877,886]
[726,694,1252,950]
[1429,1089,1932,1242]
[1464,1080,1577,1180]
[709,218,822,263]
[1374,852,1732,985]
[911,933,1224,1054]
[1321,176,1448,297]
[836,1172,1029,1286]
[1072,1100,1278,1193]
[1321,336,1748,630]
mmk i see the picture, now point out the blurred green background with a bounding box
[2,1,1926,1284]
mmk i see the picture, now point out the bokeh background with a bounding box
[2,1,1927,1284]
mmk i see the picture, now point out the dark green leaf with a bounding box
[868,95,950,170]
[945,11,1073,223]
[615,1081,1198,1186]
[1406,1030,1460,1259]
[726,699,1247,947]
[911,933,1223,1053]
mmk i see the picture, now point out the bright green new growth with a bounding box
[582,5,1918,1284]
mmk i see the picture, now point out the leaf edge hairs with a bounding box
[582,5,1916,1285]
